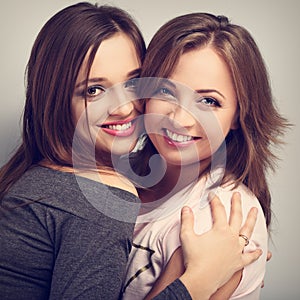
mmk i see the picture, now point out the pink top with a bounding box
[123,171,268,299]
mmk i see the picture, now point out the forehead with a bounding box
[92,33,140,72]
[170,46,235,95]
[78,33,140,81]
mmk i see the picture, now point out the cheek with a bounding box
[144,101,159,132]
[144,114,160,134]
[72,102,97,140]
[145,99,172,114]
[134,100,145,114]
[212,109,238,138]
[71,102,84,126]
[73,101,106,126]
[145,100,155,115]
[197,113,233,152]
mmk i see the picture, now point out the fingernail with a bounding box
[182,206,191,214]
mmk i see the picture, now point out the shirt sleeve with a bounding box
[153,279,192,300]
[0,198,53,299]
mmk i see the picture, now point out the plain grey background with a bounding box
[0,0,299,299]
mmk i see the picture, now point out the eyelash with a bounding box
[153,87,176,99]
[154,87,221,108]
[124,78,139,89]
[85,85,105,100]
[80,77,139,102]
[197,97,221,107]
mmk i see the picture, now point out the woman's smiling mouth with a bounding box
[100,119,137,137]
[163,128,200,146]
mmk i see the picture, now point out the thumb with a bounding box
[180,206,195,240]
[241,249,263,268]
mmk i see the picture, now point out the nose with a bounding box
[108,85,135,116]
[108,101,135,116]
[168,104,196,129]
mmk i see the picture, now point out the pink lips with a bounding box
[163,129,199,148]
[100,119,137,137]
[163,135,195,148]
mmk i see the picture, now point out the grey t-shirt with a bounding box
[0,166,140,299]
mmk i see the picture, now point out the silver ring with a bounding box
[239,234,249,246]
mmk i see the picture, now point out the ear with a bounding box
[230,112,240,130]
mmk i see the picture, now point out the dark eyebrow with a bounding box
[75,68,142,89]
[128,68,142,78]
[162,80,225,99]
[75,78,106,89]
[158,78,177,89]
[195,89,226,99]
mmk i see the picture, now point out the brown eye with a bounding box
[153,86,177,102]
[87,86,104,96]
[85,85,106,101]
[124,78,138,89]
[198,97,221,107]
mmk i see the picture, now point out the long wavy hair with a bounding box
[0,2,146,201]
[140,12,289,226]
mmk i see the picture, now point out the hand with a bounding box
[178,192,263,300]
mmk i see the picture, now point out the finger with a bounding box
[239,234,250,247]
[180,206,195,240]
[209,193,227,228]
[267,250,272,261]
[228,192,242,234]
[241,249,263,268]
[239,207,258,247]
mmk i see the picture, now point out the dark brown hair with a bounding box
[0,2,146,200]
[141,13,289,226]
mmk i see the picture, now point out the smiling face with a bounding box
[145,46,238,167]
[72,33,143,158]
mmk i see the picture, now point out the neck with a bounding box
[138,157,211,203]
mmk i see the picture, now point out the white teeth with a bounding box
[165,129,193,142]
[108,122,132,131]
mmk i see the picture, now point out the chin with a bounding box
[162,154,198,167]
[111,143,136,157]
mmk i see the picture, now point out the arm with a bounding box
[145,247,185,300]
[147,248,242,300]
[147,247,242,300]
[152,193,262,300]
[0,199,53,300]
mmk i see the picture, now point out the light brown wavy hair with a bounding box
[140,12,290,227]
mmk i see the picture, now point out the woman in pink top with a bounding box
[123,12,288,300]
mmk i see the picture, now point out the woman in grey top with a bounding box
[0,2,261,299]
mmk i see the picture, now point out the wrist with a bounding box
[179,270,219,300]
